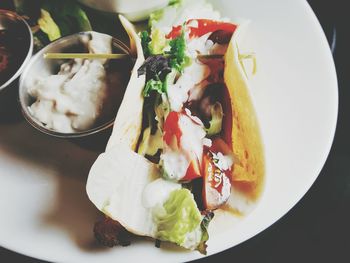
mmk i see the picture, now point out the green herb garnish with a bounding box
[167,30,191,72]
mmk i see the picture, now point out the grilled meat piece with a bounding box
[94,216,131,247]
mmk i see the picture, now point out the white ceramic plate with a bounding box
[0,0,337,262]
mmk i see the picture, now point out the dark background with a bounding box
[1,0,348,262]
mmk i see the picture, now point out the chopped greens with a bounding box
[143,79,165,97]
[167,30,191,72]
[140,31,151,57]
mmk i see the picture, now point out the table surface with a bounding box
[1,0,348,262]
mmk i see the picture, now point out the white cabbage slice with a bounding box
[87,144,184,238]
[86,145,159,236]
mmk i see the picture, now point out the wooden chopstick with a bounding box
[44,53,130,60]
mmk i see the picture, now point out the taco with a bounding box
[87,0,264,254]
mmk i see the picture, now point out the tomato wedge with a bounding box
[202,153,231,210]
[182,159,202,181]
[166,19,237,39]
[210,138,232,156]
[163,111,182,148]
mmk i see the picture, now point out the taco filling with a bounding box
[87,0,264,255]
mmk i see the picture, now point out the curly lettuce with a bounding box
[153,189,202,247]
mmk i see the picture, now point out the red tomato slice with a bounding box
[202,153,231,210]
[166,19,237,39]
[188,19,237,38]
[182,159,202,181]
[210,138,232,156]
[163,111,182,148]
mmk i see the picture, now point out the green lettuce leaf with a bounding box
[41,0,92,36]
[153,189,202,248]
[197,212,214,255]
[143,79,164,97]
[149,29,167,55]
[149,9,164,29]
[38,9,61,41]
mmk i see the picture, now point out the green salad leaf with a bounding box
[38,9,61,41]
[153,189,202,248]
[41,0,92,36]
[149,29,167,55]
[149,9,164,29]
[206,102,224,136]
[197,212,214,255]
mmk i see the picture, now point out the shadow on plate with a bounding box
[0,122,112,252]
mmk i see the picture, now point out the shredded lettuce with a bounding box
[140,29,167,56]
[206,102,224,136]
[143,79,165,97]
[149,29,167,55]
[149,9,165,29]
[38,9,61,41]
[153,189,202,248]
[138,57,175,97]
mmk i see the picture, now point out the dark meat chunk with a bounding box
[94,216,131,247]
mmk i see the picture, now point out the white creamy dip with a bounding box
[28,33,112,133]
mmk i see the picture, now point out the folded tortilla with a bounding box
[106,15,145,151]
[224,28,265,200]
[87,19,264,238]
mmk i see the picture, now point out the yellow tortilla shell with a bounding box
[224,29,265,200]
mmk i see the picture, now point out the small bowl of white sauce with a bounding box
[19,31,134,138]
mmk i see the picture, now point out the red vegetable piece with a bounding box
[163,111,182,148]
[166,25,183,39]
[202,154,231,210]
[188,19,237,39]
[166,19,237,40]
[210,138,232,156]
[182,159,202,181]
